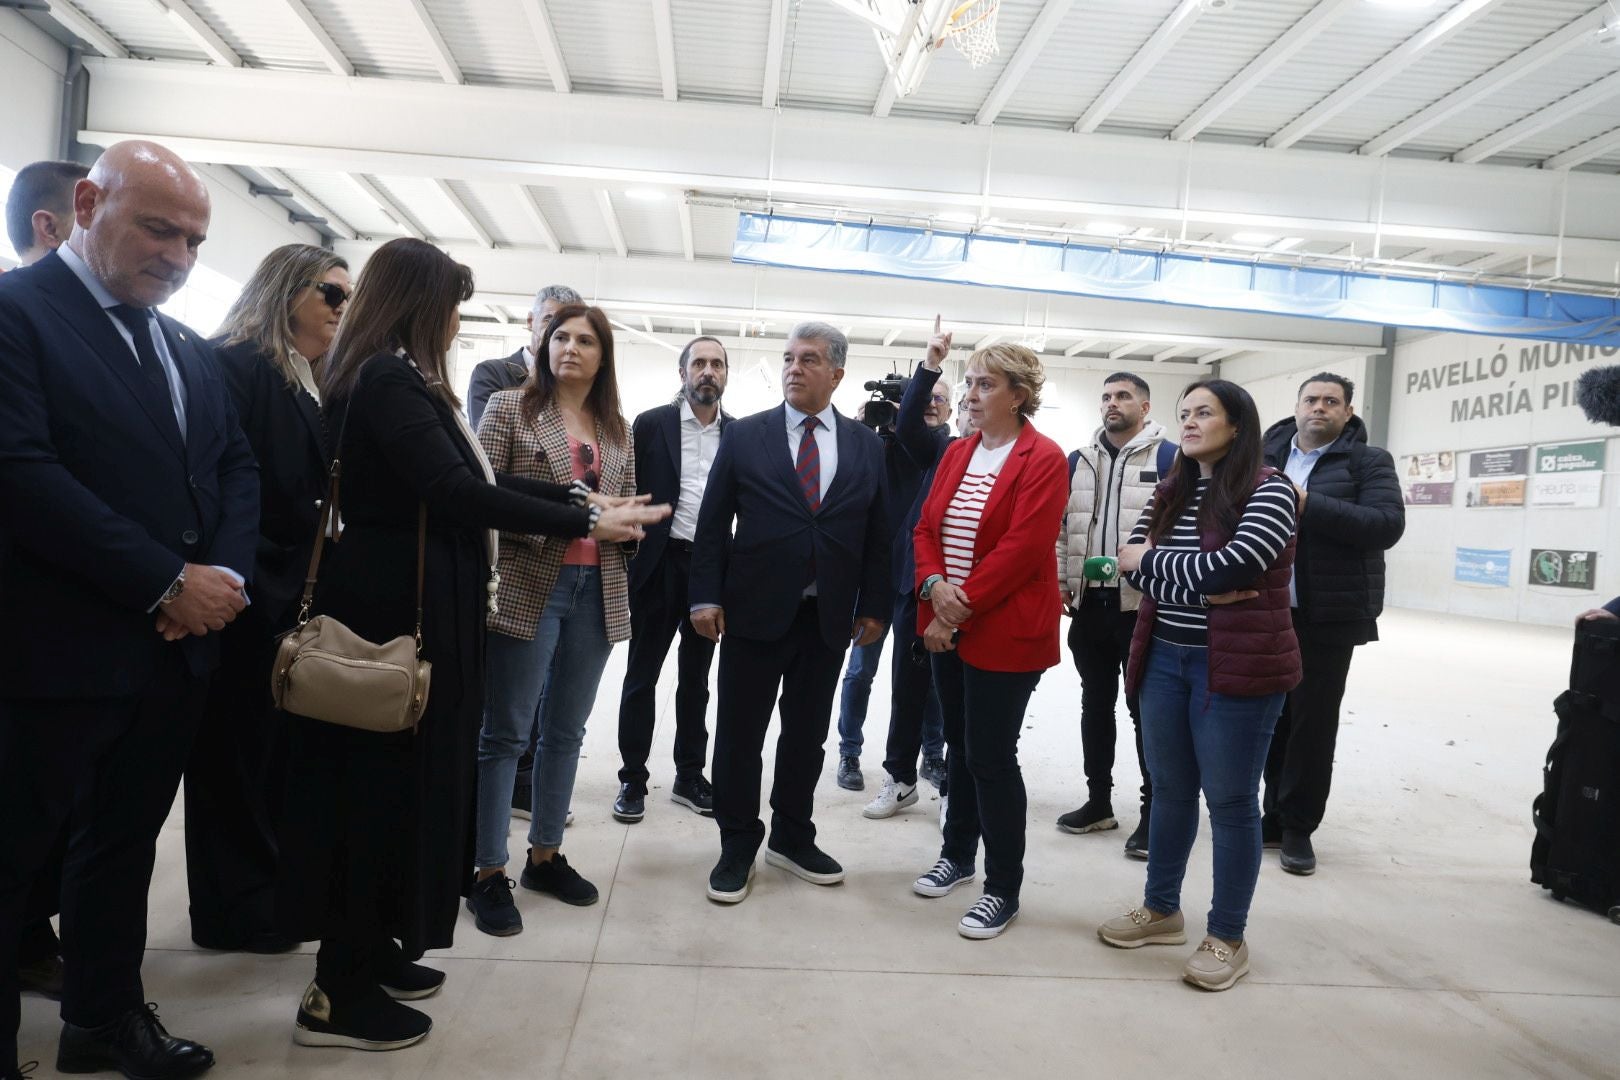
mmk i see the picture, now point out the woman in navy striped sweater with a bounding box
[1094,379,1300,992]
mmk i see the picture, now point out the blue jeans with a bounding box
[1139,640,1283,942]
[836,637,884,757]
[475,566,612,866]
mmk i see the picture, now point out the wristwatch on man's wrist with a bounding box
[158,569,187,607]
[919,574,945,601]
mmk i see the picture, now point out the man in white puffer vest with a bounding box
[1055,372,1174,860]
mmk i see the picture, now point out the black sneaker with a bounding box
[292,980,431,1052]
[836,754,863,791]
[707,851,755,904]
[912,858,976,897]
[520,852,599,906]
[379,961,445,1001]
[466,874,523,937]
[670,776,714,816]
[764,842,844,885]
[612,783,646,823]
[1280,830,1317,876]
[958,894,1019,939]
[1123,818,1150,861]
[1261,817,1283,849]
[1057,799,1118,834]
[920,756,947,790]
[511,767,532,822]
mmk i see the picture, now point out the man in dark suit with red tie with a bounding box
[689,323,891,904]
[0,141,258,1080]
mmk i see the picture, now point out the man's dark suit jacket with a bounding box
[689,404,891,652]
[467,348,527,431]
[627,400,733,594]
[0,250,259,697]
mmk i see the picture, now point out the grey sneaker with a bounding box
[1097,907,1186,949]
[1183,937,1250,991]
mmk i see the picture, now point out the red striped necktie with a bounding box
[795,415,821,512]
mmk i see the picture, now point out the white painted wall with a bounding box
[1383,332,1620,627]
[1,12,68,264]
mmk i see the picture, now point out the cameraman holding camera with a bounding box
[848,320,958,816]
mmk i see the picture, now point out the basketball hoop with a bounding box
[942,0,1001,68]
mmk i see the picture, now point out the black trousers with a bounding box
[617,544,715,791]
[1067,590,1152,810]
[711,599,844,856]
[0,651,204,1065]
[934,650,1042,901]
[1262,617,1358,835]
[881,589,942,786]
[184,609,287,944]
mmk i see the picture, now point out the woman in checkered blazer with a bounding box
[467,305,639,936]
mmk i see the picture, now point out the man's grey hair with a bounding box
[787,321,848,369]
[531,284,581,316]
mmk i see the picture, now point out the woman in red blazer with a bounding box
[911,343,1069,939]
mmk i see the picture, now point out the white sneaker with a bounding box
[862,778,918,819]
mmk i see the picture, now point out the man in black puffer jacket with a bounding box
[1260,373,1405,876]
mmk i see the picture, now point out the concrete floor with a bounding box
[16,607,1620,1079]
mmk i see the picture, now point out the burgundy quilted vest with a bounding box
[1125,468,1302,699]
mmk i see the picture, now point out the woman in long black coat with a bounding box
[186,243,349,953]
[275,238,667,1051]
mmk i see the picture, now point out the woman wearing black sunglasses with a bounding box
[467,304,641,935]
[179,244,350,955]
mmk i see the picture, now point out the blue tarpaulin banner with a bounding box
[732,213,1620,346]
[1454,548,1513,588]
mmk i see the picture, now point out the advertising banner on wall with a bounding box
[1469,446,1529,477]
[1465,446,1528,507]
[1528,549,1598,590]
[1454,547,1512,588]
[1530,440,1606,508]
[1401,451,1455,506]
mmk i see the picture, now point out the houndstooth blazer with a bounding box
[477,389,635,642]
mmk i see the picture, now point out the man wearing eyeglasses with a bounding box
[612,337,733,823]
[467,283,581,430]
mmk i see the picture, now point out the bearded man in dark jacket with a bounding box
[1260,372,1405,876]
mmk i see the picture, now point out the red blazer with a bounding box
[914,422,1069,673]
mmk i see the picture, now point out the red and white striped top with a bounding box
[940,440,1016,586]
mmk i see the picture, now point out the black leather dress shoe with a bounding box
[18,953,65,1000]
[190,928,298,954]
[57,1003,214,1079]
[3,1060,39,1079]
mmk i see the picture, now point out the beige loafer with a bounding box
[1183,936,1250,991]
[1097,906,1187,949]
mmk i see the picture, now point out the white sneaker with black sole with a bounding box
[958,894,1019,939]
[913,858,976,897]
[863,778,918,819]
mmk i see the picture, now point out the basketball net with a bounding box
[943,0,1001,68]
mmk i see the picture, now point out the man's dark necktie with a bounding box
[796,415,820,589]
[107,303,181,440]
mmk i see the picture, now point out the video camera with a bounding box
[859,373,909,433]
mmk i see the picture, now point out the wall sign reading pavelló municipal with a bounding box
[1528,549,1598,591]
[1403,342,1619,422]
[1530,440,1605,508]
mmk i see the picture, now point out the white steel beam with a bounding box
[46,0,130,59]
[76,61,1620,266]
[1359,8,1607,158]
[1108,342,1139,360]
[678,198,695,261]
[1544,126,1620,171]
[874,0,948,119]
[1173,0,1357,142]
[341,173,425,238]
[1074,0,1204,134]
[1456,70,1620,164]
[1153,344,1189,362]
[642,316,655,333]
[1200,346,1243,363]
[1063,338,1101,356]
[820,0,902,36]
[596,189,629,257]
[434,179,494,248]
[762,0,789,108]
[883,328,903,346]
[257,167,356,240]
[274,0,352,77]
[651,0,678,102]
[403,0,463,85]
[515,185,564,253]
[975,0,1076,127]
[1268,0,1506,151]
[693,317,703,335]
[150,0,240,67]
[518,0,571,93]
[974,331,1001,350]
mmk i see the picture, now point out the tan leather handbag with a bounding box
[270,456,431,733]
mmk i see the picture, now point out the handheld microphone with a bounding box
[1575,365,1620,427]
